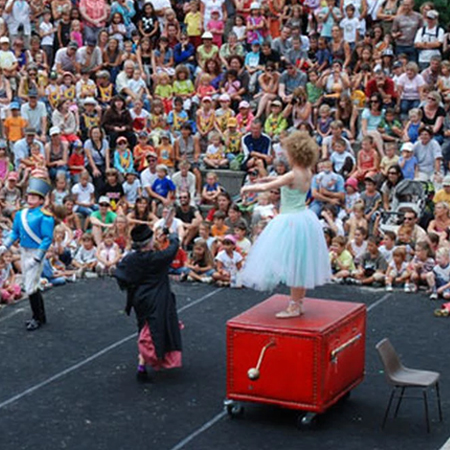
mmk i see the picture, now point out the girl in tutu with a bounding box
[240,131,331,318]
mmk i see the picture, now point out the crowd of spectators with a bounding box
[1,0,450,301]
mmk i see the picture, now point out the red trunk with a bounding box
[226,295,366,413]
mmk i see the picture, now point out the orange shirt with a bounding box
[133,144,155,172]
[211,223,229,238]
[4,116,27,142]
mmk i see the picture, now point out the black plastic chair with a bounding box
[376,338,443,433]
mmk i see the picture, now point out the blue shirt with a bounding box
[5,207,55,260]
[242,132,272,158]
[399,156,418,180]
[152,177,176,198]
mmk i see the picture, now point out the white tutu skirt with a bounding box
[242,209,331,291]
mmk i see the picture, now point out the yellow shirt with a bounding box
[184,12,202,36]
[433,189,450,206]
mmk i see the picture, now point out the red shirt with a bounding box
[365,77,397,101]
[68,153,85,175]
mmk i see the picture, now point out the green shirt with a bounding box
[90,210,117,231]
[306,82,323,104]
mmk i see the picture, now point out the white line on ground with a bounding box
[170,411,228,450]
[168,291,393,450]
[0,288,224,411]
[0,308,25,324]
[367,293,391,312]
[440,437,450,450]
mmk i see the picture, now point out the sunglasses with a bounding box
[427,97,436,101]
[370,99,380,103]
[99,203,109,207]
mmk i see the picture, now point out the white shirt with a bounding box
[141,167,158,196]
[72,182,95,204]
[340,17,361,43]
[40,21,54,46]
[215,249,243,274]
[5,0,31,35]
[123,179,141,204]
[0,50,17,69]
[414,25,445,64]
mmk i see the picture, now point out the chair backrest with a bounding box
[376,338,404,383]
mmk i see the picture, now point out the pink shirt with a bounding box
[80,0,107,26]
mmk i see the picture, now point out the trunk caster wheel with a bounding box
[225,401,244,418]
[297,412,317,430]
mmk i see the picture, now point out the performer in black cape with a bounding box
[114,224,182,381]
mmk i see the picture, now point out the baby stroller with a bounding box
[379,180,428,233]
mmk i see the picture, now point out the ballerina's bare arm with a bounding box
[241,171,295,195]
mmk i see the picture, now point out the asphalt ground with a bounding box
[0,280,449,450]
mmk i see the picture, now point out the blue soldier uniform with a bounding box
[1,178,55,331]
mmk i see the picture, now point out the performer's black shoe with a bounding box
[136,368,153,383]
[26,319,41,331]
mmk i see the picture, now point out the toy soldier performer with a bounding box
[0,178,55,331]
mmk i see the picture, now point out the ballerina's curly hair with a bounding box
[281,131,319,169]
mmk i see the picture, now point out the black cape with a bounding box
[114,235,182,359]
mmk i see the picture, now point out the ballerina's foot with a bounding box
[275,301,303,319]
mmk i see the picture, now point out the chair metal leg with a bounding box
[436,382,443,422]
[382,388,396,429]
[394,386,405,418]
[423,390,430,433]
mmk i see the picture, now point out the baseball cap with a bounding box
[401,142,414,152]
[223,234,237,244]
[28,89,38,97]
[427,10,439,19]
[364,175,376,183]
[202,96,212,102]
[146,151,158,159]
[117,136,128,144]
[227,117,238,127]
[73,140,83,148]
[0,139,7,149]
[138,130,149,138]
[7,172,18,181]
[10,102,20,110]
[86,37,97,46]
[68,41,79,49]
[0,37,9,44]
[49,126,61,136]
[219,93,231,102]
[443,175,450,186]
[98,196,111,206]
[25,127,36,135]
[83,97,97,105]
[201,31,213,40]
[271,99,282,107]
[250,2,260,9]
[239,100,250,109]
[393,61,403,69]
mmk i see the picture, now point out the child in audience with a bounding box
[378,230,396,263]
[73,233,98,278]
[330,235,356,283]
[102,168,126,213]
[429,248,450,300]
[4,102,27,143]
[330,137,355,178]
[252,192,276,223]
[204,131,228,169]
[72,170,96,218]
[150,164,176,207]
[408,241,435,293]
[156,132,175,169]
[114,136,134,176]
[68,140,85,183]
[63,195,83,236]
[343,177,360,216]
[213,234,243,287]
[385,246,410,292]
[51,172,70,206]
[211,210,229,239]
[182,239,215,283]
[234,222,252,258]
[351,136,380,182]
[352,236,388,286]
[347,226,368,267]
[398,143,418,180]
[403,108,422,144]
[379,142,399,178]
[345,203,368,240]
[122,171,141,210]
[201,171,221,205]
[96,231,122,276]
[0,255,21,304]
